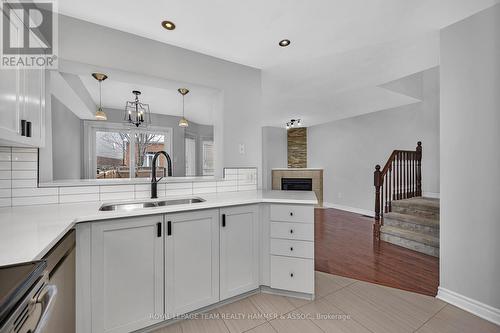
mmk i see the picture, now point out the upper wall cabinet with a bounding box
[0,9,45,147]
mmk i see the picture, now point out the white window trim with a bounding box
[83,120,173,179]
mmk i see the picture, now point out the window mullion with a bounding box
[129,129,136,178]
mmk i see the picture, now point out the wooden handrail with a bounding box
[373,142,422,238]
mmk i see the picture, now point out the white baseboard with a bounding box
[423,192,440,199]
[437,287,500,326]
[322,202,374,217]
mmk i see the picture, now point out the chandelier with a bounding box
[286,119,302,130]
[124,90,151,127]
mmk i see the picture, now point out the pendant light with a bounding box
[92,73,108,120]
[124,90,151,127]
[178,88,189,128]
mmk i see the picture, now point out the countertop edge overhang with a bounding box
[0,190,317,267]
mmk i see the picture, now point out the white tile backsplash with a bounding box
[59,186,99,195]
[0,152,11,161]
[12,187,59,197]
[166,188,193,196]
[0,198,11,207]
[0,162,11,170]
[11,152,37,162]
[99,185,135,193]
[59,193,99,203]
[0,171,11,180]
[11,161,37,170]
[0,148,258,207]
[11,179,38,188]
[12,196,58,206]
[100,191,135,201]
[12,170,37,179]
[0,189,11,198]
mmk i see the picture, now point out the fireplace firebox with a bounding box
[281,178,313,191]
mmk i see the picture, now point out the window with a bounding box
[202,140,214,176]
[185,137,196,176]
[85,122,172,179]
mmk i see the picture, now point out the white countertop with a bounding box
[0,190,317,266]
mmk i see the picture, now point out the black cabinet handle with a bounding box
[157,222,162,237]
[290,273,294,278]
[290,229,294,234]
[167,221,172,236]
[26,121,31,137]
[290,247,294,251]
[290,212,294,216]
[21,120,26,136]
[222,214,226,227]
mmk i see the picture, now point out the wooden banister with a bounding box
[373,141,422,238]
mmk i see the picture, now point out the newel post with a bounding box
[374,165,382,238]
[416,141,422,197]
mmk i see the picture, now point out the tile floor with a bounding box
[152,271,500,333]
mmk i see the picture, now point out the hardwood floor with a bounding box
[315,208,439,296]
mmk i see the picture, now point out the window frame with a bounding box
[83,120,173,179]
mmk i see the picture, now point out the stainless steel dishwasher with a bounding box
[0,229,75,333]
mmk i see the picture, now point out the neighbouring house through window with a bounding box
[85,122,172,179]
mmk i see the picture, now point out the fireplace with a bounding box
[281,178,313,191]
[272,168,323,205]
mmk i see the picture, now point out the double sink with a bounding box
[99,197,205,212]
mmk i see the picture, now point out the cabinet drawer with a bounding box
[270,255,314,294]
[270,204,314,223]
[270,239,314,259]
[270,222,314,241]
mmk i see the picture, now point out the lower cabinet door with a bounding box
[91,216,164,333]
[220,205,259,300]
[165,209,220,317]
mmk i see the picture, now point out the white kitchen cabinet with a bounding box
[220,205,259,299]
[90,215,164,333]
[0,9,22,140]
[0,8,45,147]
[165,209,220,317]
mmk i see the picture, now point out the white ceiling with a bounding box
[60,0,499,126]
[80,75,218,125]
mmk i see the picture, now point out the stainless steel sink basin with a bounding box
[99,197,205,212]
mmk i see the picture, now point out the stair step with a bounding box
[384,212,438,228]
[384,217,438,237]
[381,225,439,247]
[392,197,439,212]
[380,226,439,257]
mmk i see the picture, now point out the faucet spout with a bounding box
[151,151,173,198]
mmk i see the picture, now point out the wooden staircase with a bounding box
[373,142,440,257]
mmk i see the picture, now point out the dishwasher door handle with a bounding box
[33,284,58,333]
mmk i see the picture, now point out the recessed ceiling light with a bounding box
[279,39,291,47]
[161,20,176,30]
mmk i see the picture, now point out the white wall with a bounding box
[57,15,262,185]
[439,4,500,322]
[308,67,440,213]
[261,126,287,189]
